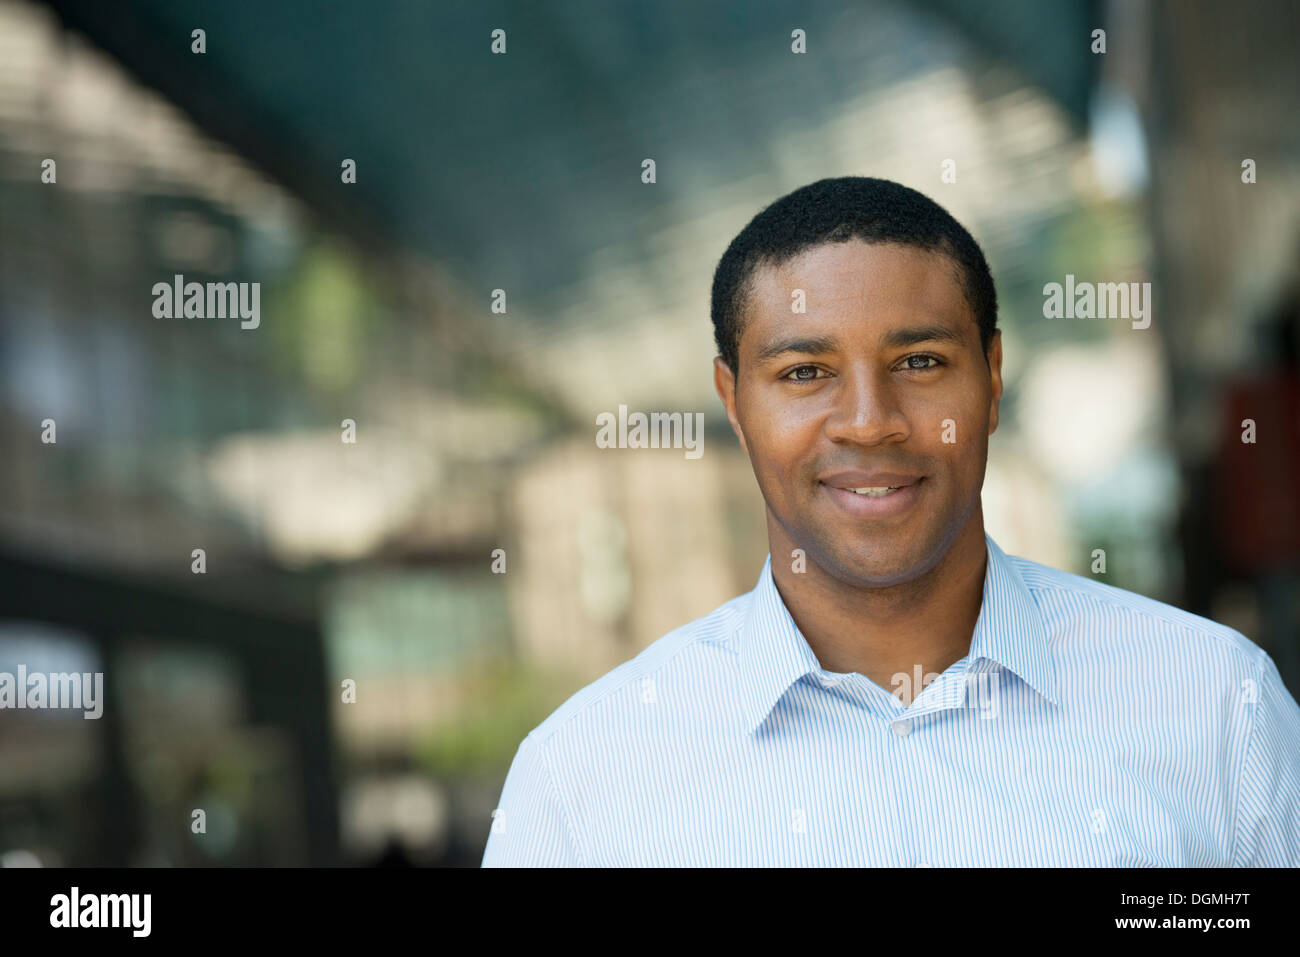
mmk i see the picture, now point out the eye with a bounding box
[899,354,943,371]
[782,364,825,382]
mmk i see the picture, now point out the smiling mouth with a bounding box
[818,477,925,517]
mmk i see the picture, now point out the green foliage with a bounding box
[412,658,579,776]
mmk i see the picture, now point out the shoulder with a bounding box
[521,586,752,753]
[1009,549,1269,673]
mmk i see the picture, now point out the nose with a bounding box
[823,366,909,446]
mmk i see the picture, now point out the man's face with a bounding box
[714,240,1002,587]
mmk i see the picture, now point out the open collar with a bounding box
[737,532,1059,735]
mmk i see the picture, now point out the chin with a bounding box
[844,562,920,588]
[824,544,922,587]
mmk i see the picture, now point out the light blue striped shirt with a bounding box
[482,533,1300,866]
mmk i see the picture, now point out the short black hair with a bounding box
[710,176,998,373]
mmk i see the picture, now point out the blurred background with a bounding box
[0,0,1296,866]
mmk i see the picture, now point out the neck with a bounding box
[768,507,989,697]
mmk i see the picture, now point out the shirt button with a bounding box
[892,720,912,737]
[917,861,932,868]
[819,675,842,688]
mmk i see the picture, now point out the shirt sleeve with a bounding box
[1231,649,1300,866]
[481,731,585,867]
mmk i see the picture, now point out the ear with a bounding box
[986,330,1003,436]
[713,356,749,456]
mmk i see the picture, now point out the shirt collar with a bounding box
[737,532,1059,735]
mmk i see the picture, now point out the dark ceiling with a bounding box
[41,0,1100,312]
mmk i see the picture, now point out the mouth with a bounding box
[819,476,924,517]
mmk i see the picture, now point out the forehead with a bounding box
[742,240,973,345]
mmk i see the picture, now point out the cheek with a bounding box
[912,382,989,446]
[743,394,822,462]
[934,417,990,487]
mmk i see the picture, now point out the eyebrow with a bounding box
[753,324,968,364]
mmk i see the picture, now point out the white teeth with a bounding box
[850,486,900,497]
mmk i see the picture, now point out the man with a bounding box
[482,177,1300,866]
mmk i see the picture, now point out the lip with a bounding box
[820,470,924,489]
[819,476,925,518]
